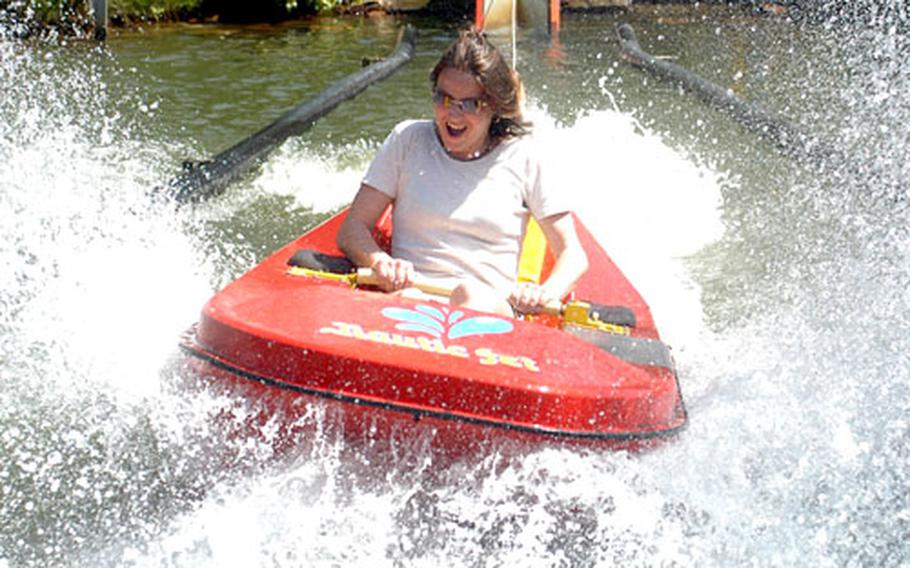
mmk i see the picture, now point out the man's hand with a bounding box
[509,281,555,315]
[370,255,415,292]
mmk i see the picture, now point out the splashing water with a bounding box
[2,9,910,568]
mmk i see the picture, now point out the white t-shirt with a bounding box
[363,119,567,292]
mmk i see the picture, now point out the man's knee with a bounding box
[451,281,512,317]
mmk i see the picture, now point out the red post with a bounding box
[476,0,485,29]
[548,0,560,34]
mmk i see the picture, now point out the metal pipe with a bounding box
[166,25,418,204]
[616,23,842,164]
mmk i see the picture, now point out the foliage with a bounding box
[109,0,202,22]
[0,0,357,34]
[197,0,339,20]
[0,0,86,24]
[0,0,91,35]
[0,0,87,24]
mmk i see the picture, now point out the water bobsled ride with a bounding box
[180,208,687,452]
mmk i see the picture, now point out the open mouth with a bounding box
[445,122,467,138]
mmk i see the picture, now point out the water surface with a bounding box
[1,5,908,566]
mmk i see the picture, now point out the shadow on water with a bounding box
[191,193,333,282]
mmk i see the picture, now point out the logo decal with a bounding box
[318,304,539,372]
[380,304,513,340]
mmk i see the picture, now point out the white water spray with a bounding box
[2,10,909,567]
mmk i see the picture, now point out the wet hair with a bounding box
[430,27,531,141]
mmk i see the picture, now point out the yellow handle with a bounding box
[354,267,460,299]
[287,265,629,334]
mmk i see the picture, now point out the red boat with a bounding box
[180,208,687,453]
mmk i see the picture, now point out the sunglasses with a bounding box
[432,90,488,114]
